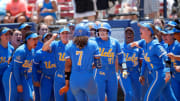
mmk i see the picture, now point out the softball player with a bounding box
[13,31,39,101]
[60,23,101,101]
[162,28,180,101]
[93,22,126,101]
[33,33,56,101]
[119,27,143,101]
[42,27,75,101]
[33,23,49,101]
[0,27,14,101]
[135,23,177,101]
[86,22,97,37]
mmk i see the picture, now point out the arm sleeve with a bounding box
[65,43,71,59]
[13,50,25,85]
[32,53,41,82]
[93,42,100,57]
[137,39,145,48]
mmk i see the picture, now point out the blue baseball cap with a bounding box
[139,23,154,35]
[155,26,162,31]
[0,27,11,36]
[25,33,39,41]
[19,23,31,30]
[167,21,177,27]
[42,33,52,42]
[161,28,176,35]
[67,23,75,27]
[59,27,70,34]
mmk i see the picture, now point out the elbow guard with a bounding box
[94,58,102,69]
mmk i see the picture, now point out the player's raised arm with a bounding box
[42,33,57,51]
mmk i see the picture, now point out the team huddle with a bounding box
[0,20,180,101]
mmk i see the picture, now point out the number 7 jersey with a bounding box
[65,40,100,73]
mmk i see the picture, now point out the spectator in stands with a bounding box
[153,18,165,29]
[31,15,39,24]
[5,0,28,23]
[144,0,160,18]
[0,0,10,22]
[120,0,138,20]
[72,0,96,23]
[37,0,58,25]
[2,16,11,23]
[10,29,22,49]
[18,23,31,41]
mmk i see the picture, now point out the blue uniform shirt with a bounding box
[93,37,123,72]
[33,49,56,82]
[0,43,14,75]
[34,41,43,52]
[51,40,66,73]
[167,40,180,72]
[13,44,34,85]
[65,40,100,73]
[141,39,168,72]
[121,42,143,71]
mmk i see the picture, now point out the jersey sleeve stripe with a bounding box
[14,60,23,63]
[159,52,166,58]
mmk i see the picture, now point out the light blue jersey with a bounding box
[0,43,14,101]
[33,49,56,101]
[140,39,176,101]
[119,42,143,101]
[13,44,34,101]
[92,37,123,101]
[65,39,100,101]
[51,40,75,101]
[166,40,180,101]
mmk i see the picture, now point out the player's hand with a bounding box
[164,72,171,83]
[52,34,58,40]
[130,42,139,48]
[122,71,128,79]
[167,53,175,59]
[139,76,145,85]
[175,66,180,72]
[59,86,69,95]
[33,82,40,87]
[17,85,23,93]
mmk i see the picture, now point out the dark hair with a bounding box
[125,27,134,34]
[149,24,157,39]
[73,36,88,49]
[24,31,34,44]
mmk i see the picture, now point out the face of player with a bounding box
[1,31,11,44]
[140,27,151,40]
[125,30,134,44]
[11,30,22,46]
[60,31,69,44]
[21,26,31,40]
[90,29,96,37]
[99,28,108,40]
[27,37,39,49]
[39,24,48,37]
[174,33,180,42]
[162,34,174,45]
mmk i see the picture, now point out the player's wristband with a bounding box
[65,72,71,80]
